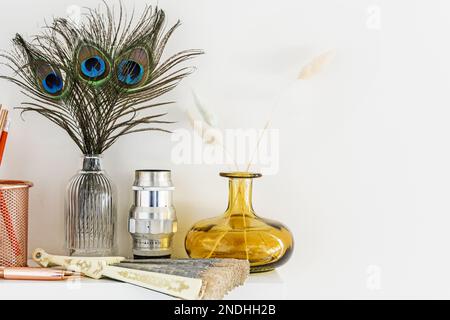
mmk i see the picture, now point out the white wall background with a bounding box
[1,0,450,299]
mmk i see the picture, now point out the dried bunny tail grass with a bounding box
[186,89,239,170]
[246,49,336,172]
[298,49,336,80]
[187,109,212,142]
[186,109,220,145]
[245,120,271,172]
[188,89,220,144]
[192,90,218,127]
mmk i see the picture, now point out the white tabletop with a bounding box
[0,266,286,300]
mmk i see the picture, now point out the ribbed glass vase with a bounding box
[65,155,117,256]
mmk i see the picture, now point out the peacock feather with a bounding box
[0,3,203,154]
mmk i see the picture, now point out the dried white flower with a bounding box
[298,49,336,80]
[192,90,219,127]
[187,109,222,145]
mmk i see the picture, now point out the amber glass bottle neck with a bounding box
[226,178,256,216]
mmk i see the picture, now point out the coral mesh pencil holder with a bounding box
[0,180,33,267]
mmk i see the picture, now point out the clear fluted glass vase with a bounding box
[65,155,117,256]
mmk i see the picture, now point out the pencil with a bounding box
[0,118,9,165]
[0,107,20,259]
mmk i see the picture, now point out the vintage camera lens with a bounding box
[128,170,177,259]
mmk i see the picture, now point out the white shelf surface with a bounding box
[0,266,287,300]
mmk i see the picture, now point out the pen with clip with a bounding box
[0,267,81,281]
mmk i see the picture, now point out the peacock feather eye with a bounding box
[117,60,144,85]
[81,56,106,78]
[77,45,111,84]
[42,72,63,94]
[35,61,66,98]
[115,47,151,89]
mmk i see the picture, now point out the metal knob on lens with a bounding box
[128,170,177,259]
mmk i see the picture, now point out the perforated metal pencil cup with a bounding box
[0,180,33,267]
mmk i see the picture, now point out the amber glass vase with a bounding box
[185,172,294,273]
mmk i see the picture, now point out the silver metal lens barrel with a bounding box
[128,170,177,258]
